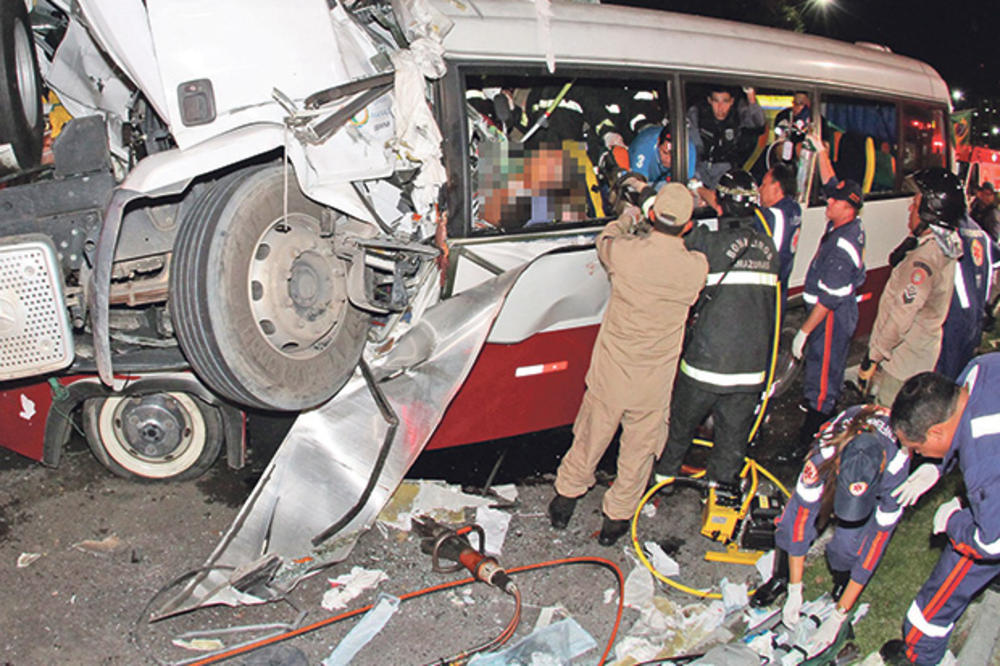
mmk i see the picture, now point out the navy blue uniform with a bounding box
[629,125,673,190]
[935,217,994,379]
[801,183,866,413]
[902,354,1000,664]
[776,406,909,585]
[754,196,802,316]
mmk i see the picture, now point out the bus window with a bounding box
[751,88,816,205]
[463,73,670,234]
[818,94,898,198]
[900,104,947,173]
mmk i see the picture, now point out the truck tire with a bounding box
[0,0,43,170]
[170,165,368,411]
[82,392,222,481]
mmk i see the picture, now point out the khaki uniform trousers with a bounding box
[554,390,667,521]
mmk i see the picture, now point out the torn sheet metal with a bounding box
[154,265,525,618]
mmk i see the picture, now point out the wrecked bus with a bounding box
[0,0,951,481]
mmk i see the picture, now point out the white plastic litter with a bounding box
[623,564,654,610]
[468,617,596,665]
[16,552,42,568]
[720,578,749,613]
[644,541,680,576]
[474,505,511,556]
[321,567,389,611]
[323,594,400,665]
[755,550,775,581]
[171,638,225,652]
[378,480,496,531]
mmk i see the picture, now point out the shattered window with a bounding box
[900,104,947,174]
[464,73,670,233]
[819,95,899,197]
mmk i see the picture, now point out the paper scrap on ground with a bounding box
[172,638,225,652]
[73,534,125,555]
[623,565,654,610]
[323,594,400,665]
[17,552,42,568]
[720,578,748,612]
[533,604,569,632]
[322,566,389,611]
[468,617,596,666]
[475,505,511,556]
[644,541,680,576]
[491,484,518,503]
[378,480,497,531]
[755,550,775,581]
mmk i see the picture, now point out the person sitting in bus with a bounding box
[969,181,1000,242]
[687,86,765,188]
[775,91,812,135]
[548,183,708,547]
[755,161,802,316]
[752,405,910,657]
[629,125,673,191]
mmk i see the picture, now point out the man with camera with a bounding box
[548,181,708,546]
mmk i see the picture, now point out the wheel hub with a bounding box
[113,394,192,460]
[248,214,348,358]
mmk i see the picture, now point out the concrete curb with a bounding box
[957,588,1000,665]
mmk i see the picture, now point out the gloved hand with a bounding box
[890,463,941,507]
[782,581,803,627]
[614,205,641,234]
[807,606,848,657]
[933,496,962,534]
[791,329,808,360]
[602,131,626,150]
[857,355,877,392]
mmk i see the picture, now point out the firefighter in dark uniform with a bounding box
[655,169,778,487]
[880,356,1000,665]
[791,135,866,455]
[754,405,910,657]
[935,215,994,379]
[687,86,765,188]
[857,168,963,407]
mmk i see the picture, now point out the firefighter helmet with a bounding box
[907,167,965,229]
[716,169,759,218]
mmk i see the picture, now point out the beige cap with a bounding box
[651,183,694,226]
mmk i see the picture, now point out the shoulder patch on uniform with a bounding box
[972,238,984,267]
[913,260,933,277]
[910,267,928,285]
[802,460,819,484]
[902,283,918,304]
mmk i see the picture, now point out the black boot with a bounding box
[751,548,789,607]
[831,569,851,601]
[776,407,830,464]
[548,493,577,529]
[879,640,910,665]
[598,514,630,546]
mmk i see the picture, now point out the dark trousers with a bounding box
[656,373,759,483]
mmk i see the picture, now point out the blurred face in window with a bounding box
[708,92,735,121]
[792,93,810,115]
[658,136,673,170]
[976,186,995,206]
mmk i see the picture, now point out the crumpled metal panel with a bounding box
[154,266,523,618]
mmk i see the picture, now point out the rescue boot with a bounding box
[776,407,831,464]
[547,493,577,529]
[831,569,851,601]
[598,514,630,546]
[750,548,790,607]
[878,640,910,665]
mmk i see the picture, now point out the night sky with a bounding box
[607,0,995,102]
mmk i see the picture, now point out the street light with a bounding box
[992,126,999,136]
[952,89,964,103]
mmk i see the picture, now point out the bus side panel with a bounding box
[0,378,65,461]
[426,325,598,450]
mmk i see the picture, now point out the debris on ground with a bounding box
[321,566,389,611]
[323,594,400,665]
[171,637,225,652]
[16,551,42,568]
[72,534,125,555]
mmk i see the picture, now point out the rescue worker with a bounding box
[935,215,994,379]
[969,181,1000,242]
[879,357,1000,665]
[857,168,963,407]
[629,125,673,190]
[755,161,802,314]
[687,86,766,188]
[548,183,708,546]
[753,405,910,656]
[654,169,778,488]
[789,135,866,457]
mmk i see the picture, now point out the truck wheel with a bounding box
[170,165,368,411]
[82,392,222,481]
[0,0,43,170]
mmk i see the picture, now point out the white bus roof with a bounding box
[435,0,949,104]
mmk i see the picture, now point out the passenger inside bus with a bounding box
[686,84,765,189]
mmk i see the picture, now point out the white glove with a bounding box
[808,606,848,657]
[602,131,626,150]
[792,329,808,360]
[782,581,803,627]
[933,497,962,534]
[891,463,941,507]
